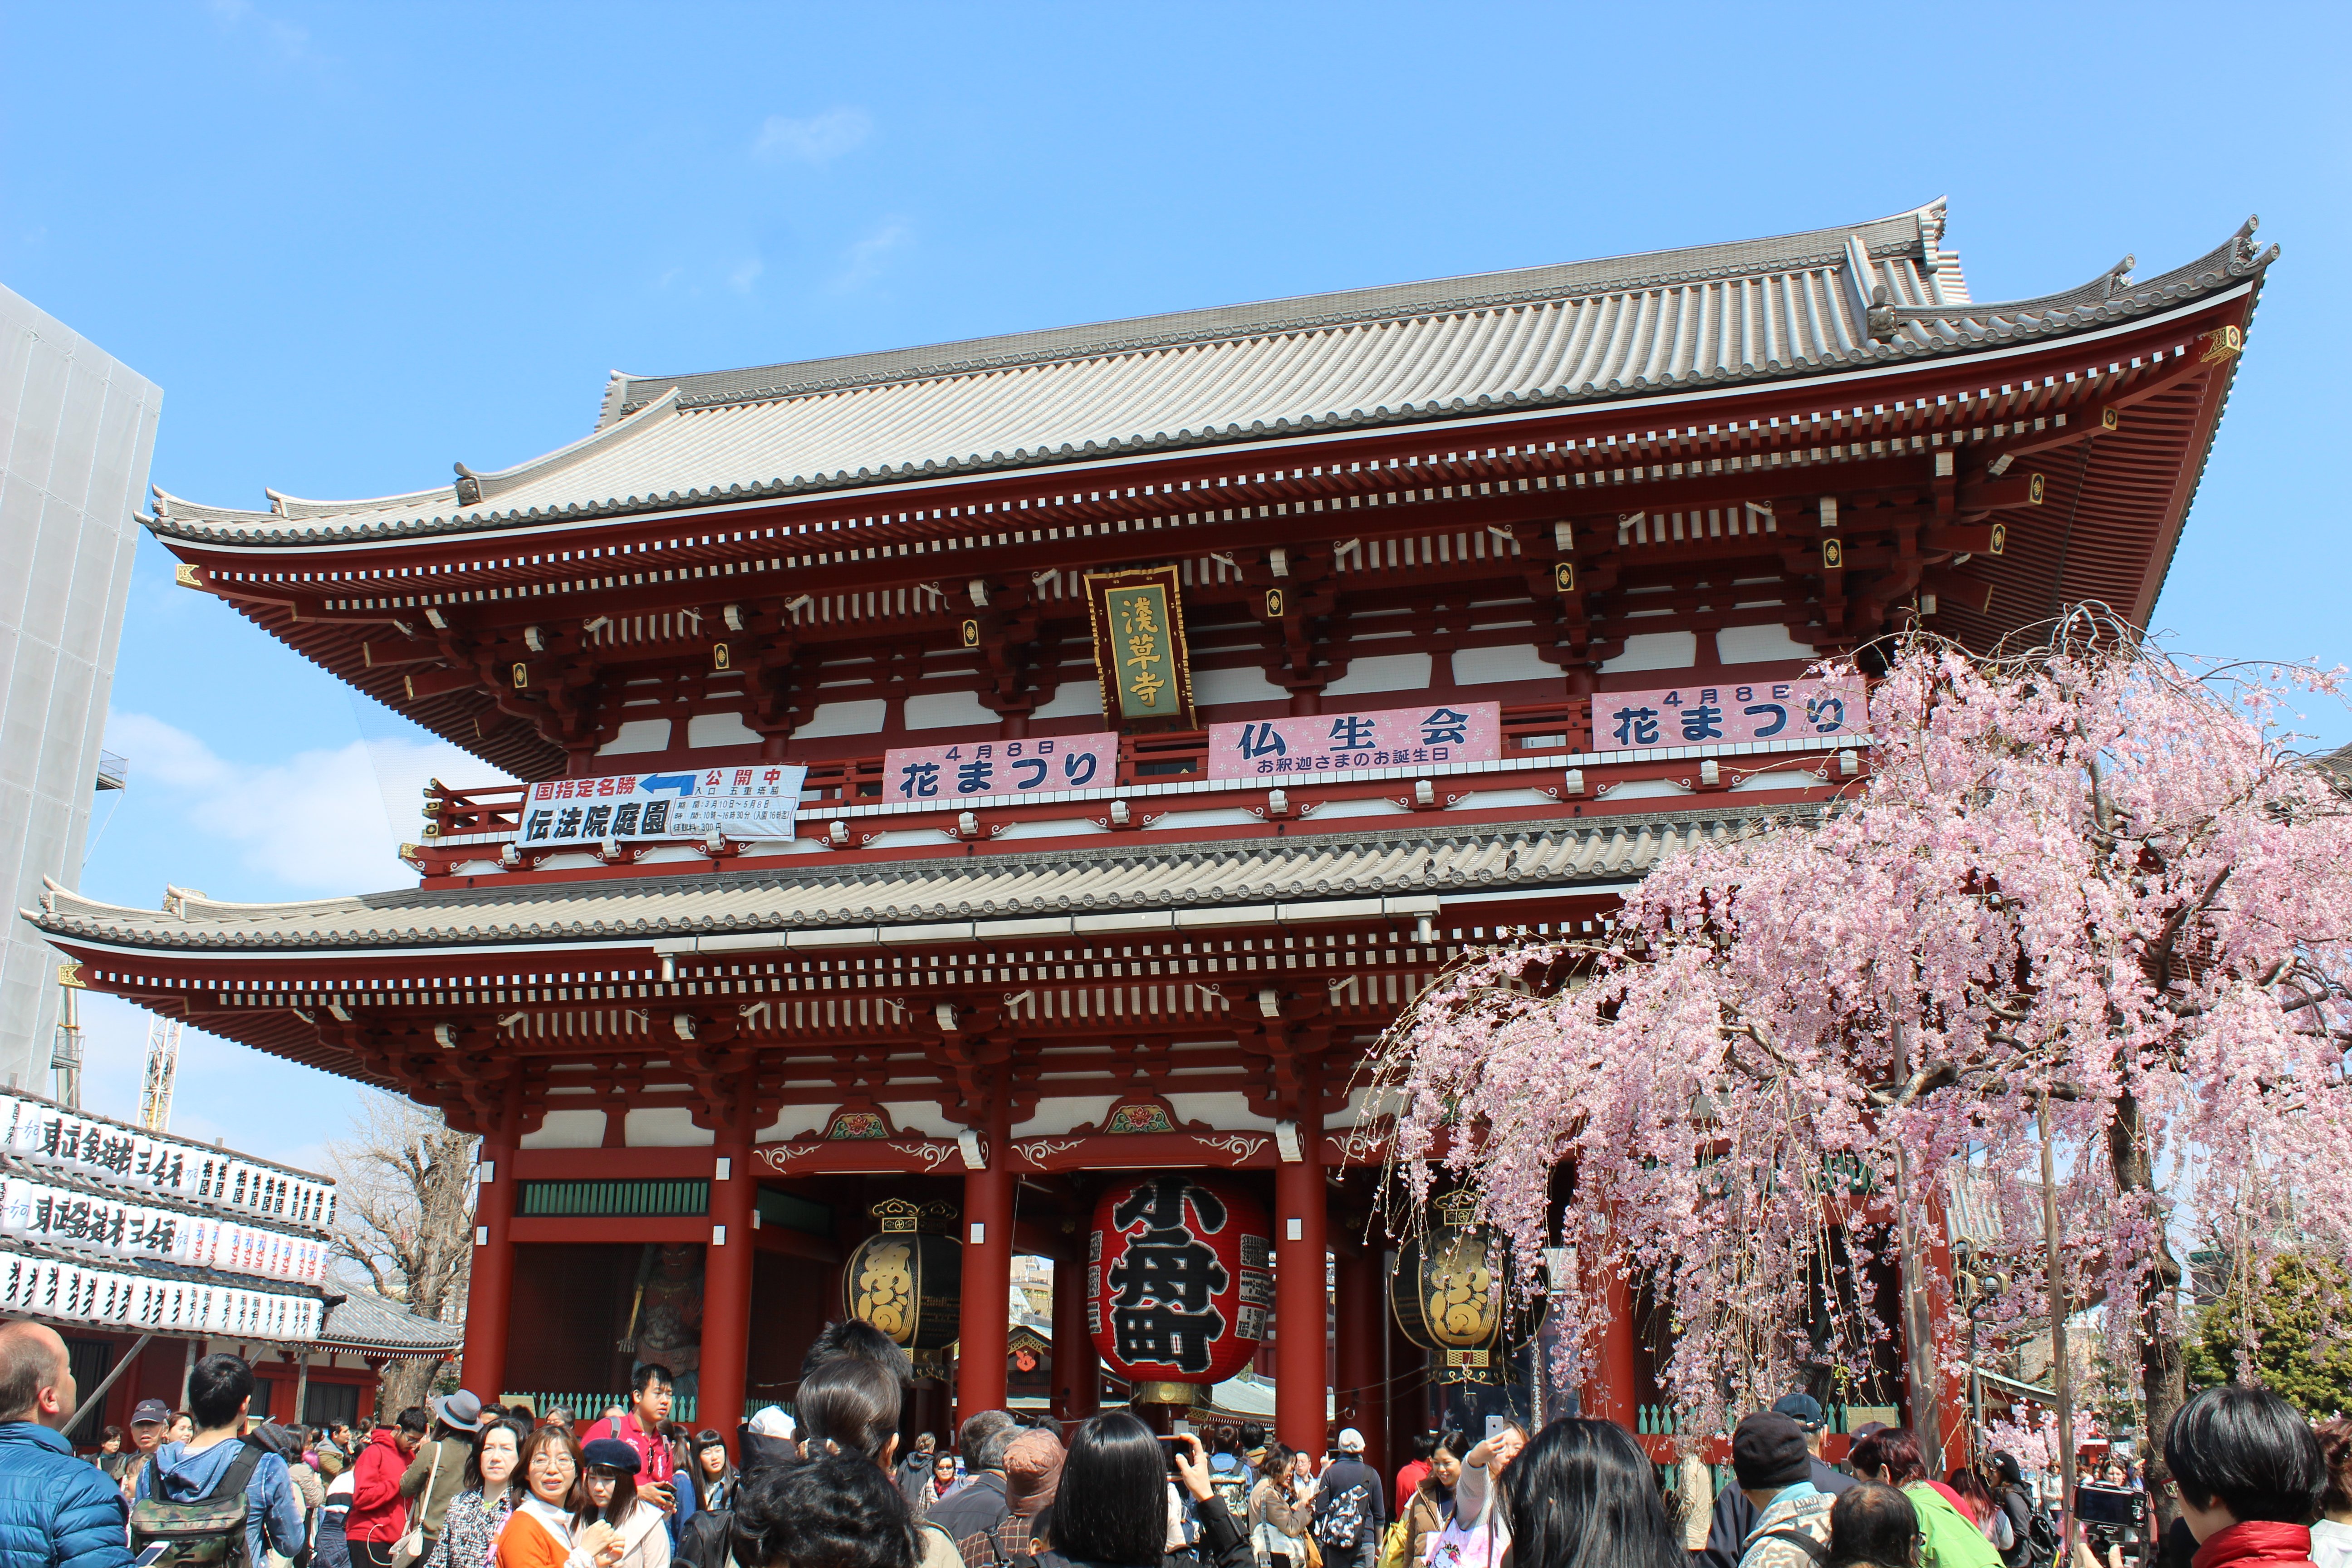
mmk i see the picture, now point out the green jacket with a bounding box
[1908,1484,2004,1568]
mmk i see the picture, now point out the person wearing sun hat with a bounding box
[394,1392,485,1568]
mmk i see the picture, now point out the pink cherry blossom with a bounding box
[1373,608,2352,1476]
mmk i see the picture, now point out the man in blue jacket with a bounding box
[0,1319,132,1568]
[136,1353,304,1568]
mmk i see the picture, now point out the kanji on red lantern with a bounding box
[1087,1173,1271,1390]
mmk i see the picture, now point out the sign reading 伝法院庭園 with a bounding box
[519,764,808,847]
[1206,701,1501,779]
[1591,677,1862,752]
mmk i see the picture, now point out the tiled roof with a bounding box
[318,1286,464,1357]
[146,204,2276,547]
[25,811,1789,956]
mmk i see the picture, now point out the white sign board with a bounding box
[0,1251,320,1341]
[518,764,808,848]
[0,1092,335,1229]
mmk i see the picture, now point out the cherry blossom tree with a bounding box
[1374,609,2352,1519]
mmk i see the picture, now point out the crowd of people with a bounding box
[5,1316,2350,1568]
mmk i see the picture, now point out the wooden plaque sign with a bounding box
[1082,565,1196,731]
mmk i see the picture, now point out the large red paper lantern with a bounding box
[1088,1172,1271,1404]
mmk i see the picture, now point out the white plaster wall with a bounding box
[625,1107,713,1147]
[687,711,760,748]
[1454,643,1555,685]
[521,1108,608,1149]
[1321,652,1432,698]
[1191,664,1288,706]
[904,690,992,730]
[597,718,673,755]
[1717,623,1814,664]
[1029,681,1104,720]
[1601,631,1699,672]
[793,699,887,739]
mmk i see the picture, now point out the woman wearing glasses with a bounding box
[496,1426,626,1568]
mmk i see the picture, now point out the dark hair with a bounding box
[1055,1414,1170,1568]
[1992,1451,2024,1488]
[1417,1430,1466,1504]
[799,1320,914,1386]
[1497,1418,1681,1568]
[1258,1441,1296,1482]
[577,1455,642,1527]
[464,1417,528,1492]
[2317,1417,2352,1517]
[1946,1465,1993,1523]
[960,1409,1018,1470]
[1827,1483,1920,1568]
[187,1353,256,1430]
[1026,1503,1055,1551]
[102,1425,125,1445]
[517,1425,584,1501]
[798,1354,902,1463]
[734,1455,916,1568]
[396,1406,431,1437]
[1848,1428,1926,1488]
[632,1364,674,1395]
[1239,1423,1265,1451]
[2164,1384,2325,1525]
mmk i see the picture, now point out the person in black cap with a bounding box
[1728,1412,1836,1568]
[1701,1398,1855,1568]
[578,1438,673,1568]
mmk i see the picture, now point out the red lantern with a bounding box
[1088,1173,1271,1405]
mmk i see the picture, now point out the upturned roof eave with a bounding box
[140,209,2274,553]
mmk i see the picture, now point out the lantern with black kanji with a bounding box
[842,1200,962,1373]
[1389,1190,1545,1384]
[1088,1173,1271,1406]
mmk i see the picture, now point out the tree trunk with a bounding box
[2109,1086,2186,1535]
[377,1358,444,1420]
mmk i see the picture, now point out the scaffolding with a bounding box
[139,1014,181,1132]
[50,965,84,1109]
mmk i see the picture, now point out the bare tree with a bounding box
[325,1090,478,1414]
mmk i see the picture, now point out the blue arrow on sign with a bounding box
[638,773,698,796]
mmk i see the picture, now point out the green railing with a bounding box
[517,1179,710,1217]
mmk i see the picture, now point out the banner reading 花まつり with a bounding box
[883,732,1117,801]
[519,764,808,847]
[1592,676,1862,751]
[1207,701,1501,779]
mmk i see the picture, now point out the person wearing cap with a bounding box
[1701,1397,1858,1568]
[396,1392,486,1568]
[1309,1428,1385,1568]
[1727,1412,1836,1568]
[576,1439,672,1568]
[109,1400,173,1500]
[988,1429,1064,1568]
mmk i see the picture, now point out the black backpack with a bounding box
[1313,1479,1370,1553]
[129,1441,266,1568]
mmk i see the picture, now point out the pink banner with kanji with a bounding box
[1206,701,1501,780]
[883,732,1118,801]
[1592,677,1863,752]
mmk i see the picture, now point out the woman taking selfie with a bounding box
[497,1426,623,1568]
[424,1418,527,1568]
[1402,1432,1465,1565]
[1052,1416,1250,1568]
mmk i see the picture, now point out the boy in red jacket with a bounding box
[345,1409,427,1566]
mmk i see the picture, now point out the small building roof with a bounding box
[27,811,1777,957]
[317,1286,464,1361]
[146,203,2274,547]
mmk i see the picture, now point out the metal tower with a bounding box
[138,1014,182,1132]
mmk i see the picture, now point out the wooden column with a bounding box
[1051,1248,1100,1421]
[1587,1249,1642,1431]
[459,1103,519,1403]
[1334,1246,1386,1472]
[956,1089,1015,1423]
[701,1102,758,1447]
[1273,1077,1328,1457]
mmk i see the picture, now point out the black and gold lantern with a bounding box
[1389,1190,1545,1384]
[843,1200,963,1374]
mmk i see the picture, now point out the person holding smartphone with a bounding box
[1049,1417,1250,1568]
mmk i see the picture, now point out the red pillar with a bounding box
[956,1095,1015,1423]
[1334,1247,1386,1473]
[1586,1249,1641,1431]
[700,1123,757,1446]
[1052,1250,1101,1422]
[1274,1089,1328,1458]
[459,1114,518,1403]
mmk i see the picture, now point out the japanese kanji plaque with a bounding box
[1086,1172,1270,1400]
[1082,566,1196,733]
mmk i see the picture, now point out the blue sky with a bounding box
[5,0,2348,1168]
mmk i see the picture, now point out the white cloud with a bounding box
[752,108,872,164]
[205,0,327,67]
[835,219,913,290]
[727,256,765,295]
[102,710,509,895]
